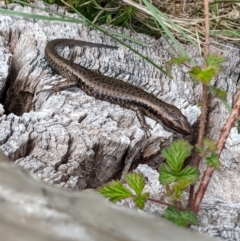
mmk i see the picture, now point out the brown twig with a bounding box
[187,0,210,209]
[192,95,240,212]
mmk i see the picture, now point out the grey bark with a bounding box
[0,151,217,241]
[0,2,240,240]
[0,2,200,189]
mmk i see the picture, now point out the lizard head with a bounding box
[160,105,192,135]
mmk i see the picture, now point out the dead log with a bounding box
[0,2,239,201]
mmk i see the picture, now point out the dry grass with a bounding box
[117,0,240,45]
[5,0,239,45]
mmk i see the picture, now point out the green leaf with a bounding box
[106,14,112,24]
[204,54,224,79]
[133,193,149,209]
[181,210,198,226]
[125,173,145,195]
[171,56,189,65]
[171,180,192,200]
[160,166,199,196]
[178,166,200,183]
[163,207,198,227]
[98,181,133,202]
[203,138,217,153]
[160,140,193,185]
[189,66,201,79]
[159,163,178,184]
[205,54,225,70]
[206,153,220,169]
[207,86,227,101]
[207,86,231,111]
[166,56,189,77]
[189,66,216,84]
[189,54,225,84]
[161,140,192,173]
[159,164,199,185]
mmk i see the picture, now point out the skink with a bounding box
[45,39,191,135]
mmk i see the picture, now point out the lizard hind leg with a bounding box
[52,79,78,92]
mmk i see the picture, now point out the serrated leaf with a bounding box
[189,66,216,84]
[171,179,191,200]
[206,153,220,169]
[178,166,200,183]
[125,173,145,195]
[98,181,133,202]
[205,54,225,69]
[171,56,189,65]
[160,165,199,185]
[208,86,227,101]
[204,54,225,75]
[167,168,199,201]
[133,192,149,209]
[203,138,217,153]
[161,140,192,173]
[181,210,198,226]
[165,56,189,76]
[189,66,201,79]
[159,163,178,184]
[163,207,198,227]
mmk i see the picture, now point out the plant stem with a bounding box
[193,95,240,212]
[147,198,186,211]
[187,0,210,209]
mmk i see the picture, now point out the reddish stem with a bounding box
[187,0,211,209]
[193,95,240,212]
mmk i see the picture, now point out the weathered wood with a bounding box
[0,151,217,241]
[0,2,197,189]
[0,2,240,202]
[0,2,240,240]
